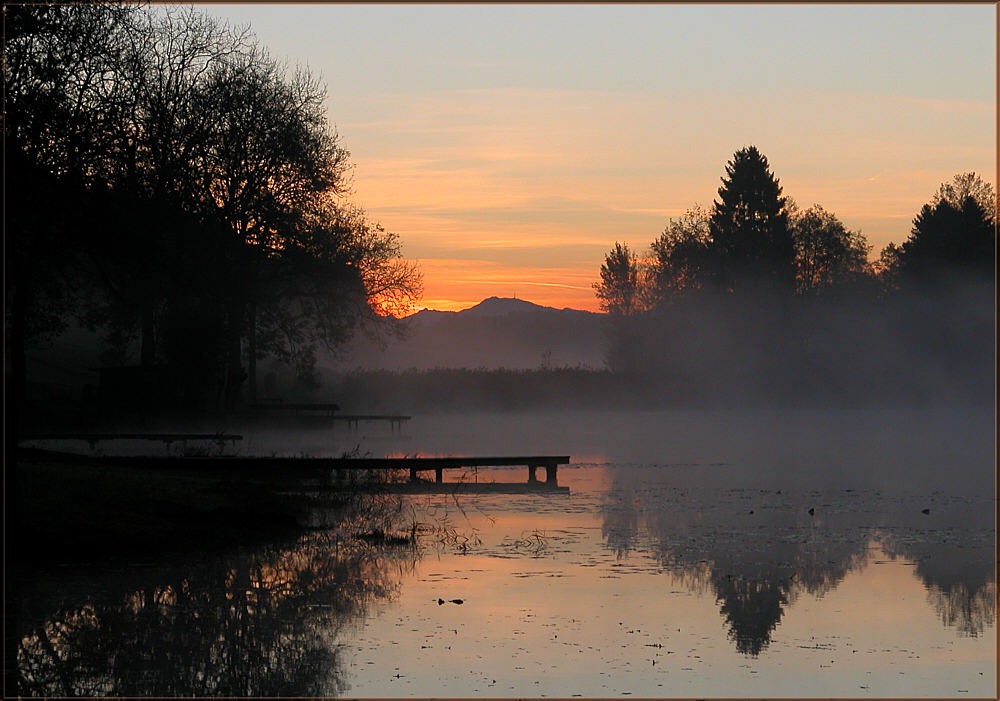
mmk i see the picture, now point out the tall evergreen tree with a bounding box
[873,174,994,295]
[708,146,794,293]
[899,195,995,285]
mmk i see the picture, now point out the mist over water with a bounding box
[331,402,994,696]
[15,404,994,696]
[234,405,993,497]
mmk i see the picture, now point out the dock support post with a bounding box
[545,464,557,485]
[435,467,443,483]
[528,465,538,483]
[410,467,418,481]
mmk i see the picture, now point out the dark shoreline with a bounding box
[10,448,334,564]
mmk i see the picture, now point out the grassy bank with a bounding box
[11,448,323,563]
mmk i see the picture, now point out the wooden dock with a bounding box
[293,480,570,495]
[244,403,410,432]
[246,402,341,417]
[333,415,411,433]
[76,454,570,486]
[21,433,243,449]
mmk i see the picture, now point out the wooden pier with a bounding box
[21,433,243,449]
[295,480,570,495]
[246,402,341,417]
[63,454,570,487]
[244,403,410,432]
[389,456,569,485]
[333,415,411,433]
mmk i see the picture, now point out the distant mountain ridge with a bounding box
[326,297,606,371]
[413,296,597,318]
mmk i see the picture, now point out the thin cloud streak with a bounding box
[347,87,992,256]
[451,279,594,292]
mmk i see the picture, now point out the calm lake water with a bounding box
[13,408,996,697]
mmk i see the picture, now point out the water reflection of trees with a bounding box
[602,471,994,656]
[713,576,789,656]
[924,582,995,636]
[14,498,419,696]
[876,504,995,638]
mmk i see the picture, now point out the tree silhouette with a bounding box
[933,172,996,221]
[4,3,141,428]
[593,243,645,373]
[191,44,350,404]
[5,4,422,418]
[790,204,872,296]
[898,193,995,286]
[645,204,712,307]
[708,146,794,293]
[874,173,995,293]
[254,201,421,389]
[872,242,904,296]
[594,242,642,316]
[107,8,250,370]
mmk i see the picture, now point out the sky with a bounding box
[206,3,996,312]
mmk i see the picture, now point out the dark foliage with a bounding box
[4,4,421,429]
[897,196,995,287]
[593,242,641,315]
[595,149,994,404]
[709,146,795,293]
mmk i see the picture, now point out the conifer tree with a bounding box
[708,146,794,293]
[900,196,994,284]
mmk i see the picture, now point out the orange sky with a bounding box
[346,88,994,312]
[208,5,996,313]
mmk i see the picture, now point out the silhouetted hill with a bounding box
[458,296,575,317]
[323,297,606,370]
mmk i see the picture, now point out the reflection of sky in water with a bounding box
[344,463,994,697]
[15,409,995,697]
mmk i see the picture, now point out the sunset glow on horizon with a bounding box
[209,4,995,313]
